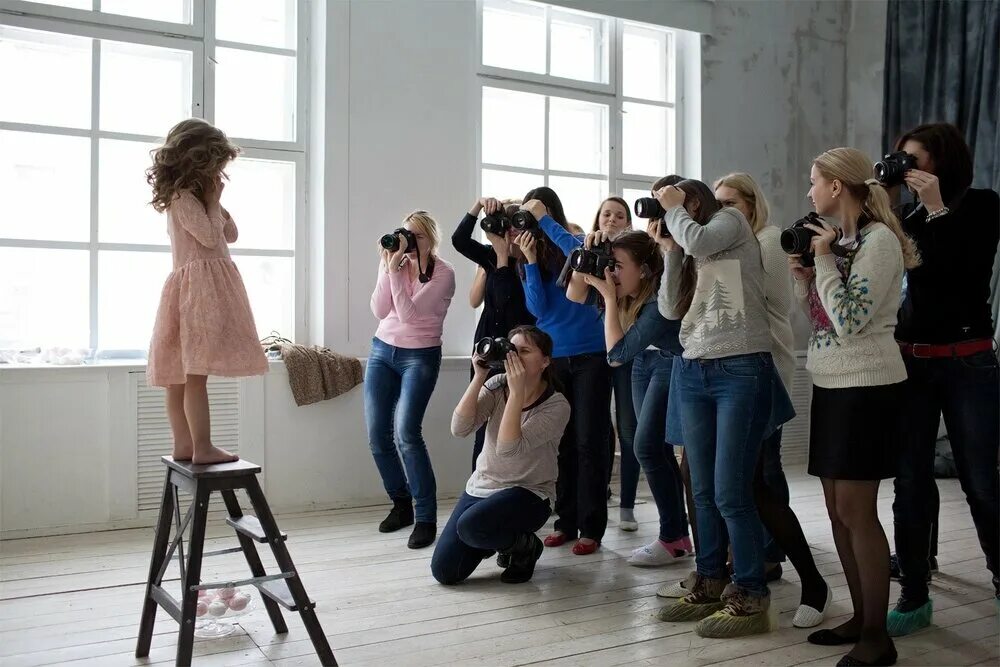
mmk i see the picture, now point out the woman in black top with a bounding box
[453,196,536,468]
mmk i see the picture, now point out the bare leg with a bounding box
[823,478,863,639]
[184,374,238,464]
[836,479,892,662]
[166,384,194,461]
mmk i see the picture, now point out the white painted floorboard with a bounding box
[1,467,996,666]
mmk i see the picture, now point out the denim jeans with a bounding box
[551,353,613,541]
[759,428,789,563]
[675,353,774,597]
[892,351,1000,600]
[431,489,551,584]
[364,337,442,523]
[632,349,689,542]
[612,361,640,509]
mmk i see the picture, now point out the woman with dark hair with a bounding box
[452,197,536,469]
[653,179,793,639]
[433,326,569,585]
[888,123,1000,635]
[514,187,612,555]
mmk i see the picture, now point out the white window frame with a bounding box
[0,0,308,351]
[475,0,684,204]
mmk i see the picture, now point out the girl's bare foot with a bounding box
[172,445,194,462]
[192,445,239,465]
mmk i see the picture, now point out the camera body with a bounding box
[780,212,844,267]
[480,212,511,236]
[634,197,671,238]
[874,151,917,187]
[569,241,616,279]
[510,210,538,232]
[380,227,417,253]
[474,336,514,370]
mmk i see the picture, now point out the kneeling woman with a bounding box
[432,326,570,585]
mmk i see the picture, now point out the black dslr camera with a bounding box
[874,151,917,187]
[780,212,844,267]
[380,227,417,253]
[480,211,511,235]
[474,336,514,370]
[510,210,538,232]
[569,241,616,279]
[634,197,671,238]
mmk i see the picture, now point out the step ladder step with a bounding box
[256,579,315,612]
[226,515,288,543]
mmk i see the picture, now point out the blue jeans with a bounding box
[431,489,551,585]
[759,428,789,563]
[364,337,441,523]
[613,362,640,509]
[632,349,689,542]
[893,351,999,600]
[675,353,774,597]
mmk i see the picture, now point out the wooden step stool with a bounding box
[135,456,337,666]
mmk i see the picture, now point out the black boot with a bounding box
[408,521,437,549]
[500,533,544,584]
[379,498,414,533]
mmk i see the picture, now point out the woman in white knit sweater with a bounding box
[714,173,830,628]
[790,148,920,667]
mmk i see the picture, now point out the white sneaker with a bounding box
[793,583,832,628]
[657,570,698,598]
[627,540,678,567]
[620,519,638,532]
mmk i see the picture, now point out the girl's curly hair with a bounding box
[146,119,240,213]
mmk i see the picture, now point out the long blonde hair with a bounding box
[713,172,769,234]
[403,210,441,255]
[812,147,921,270]
[147,119,239,213]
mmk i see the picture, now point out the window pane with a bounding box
[223,157,296,251]
[0,26,91,129]
[32,0,90,8]
[0,248,89,349]
[550,9,608,84]
[548,96,607,175]
[217,0,296,49]
[622,102,674,177]
[482,0,545,74]
[98,139,164,244]
[481,169,539,203]
[215,48,296,142]
[100,40,193,136]
[0,131,90,242]
[100,0,191,24]
[233,256,294,339]
[98,251,172,350]
[623,24,671,102]
[547,176,607,231]
[481,87,544,169]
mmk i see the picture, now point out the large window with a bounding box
[0,0,304,353]
[479,0,679,229]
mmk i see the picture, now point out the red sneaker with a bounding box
[543,532,569,547]
[572,539,600,555]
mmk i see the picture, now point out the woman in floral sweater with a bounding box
[790,147,920,667]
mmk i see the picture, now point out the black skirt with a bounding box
[807,383,904,481]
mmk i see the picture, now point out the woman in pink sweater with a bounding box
[367,211,456,549]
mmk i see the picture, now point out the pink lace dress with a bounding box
[146,191,268,387]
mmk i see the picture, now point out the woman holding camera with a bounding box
[653,179,782,639]
[714,172,831,627]
[515,187,611,555]
[366,211,456,550]
[888,123,999,635]
[453,197,536,469]
[432,326,569,585]
[790,148,919,666]
[566,228,693,566]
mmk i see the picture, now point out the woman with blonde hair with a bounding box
[714,173,830,627]
[367,210,456,550]
[791,147,918,666]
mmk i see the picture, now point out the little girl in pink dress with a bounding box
[146,119,268,464]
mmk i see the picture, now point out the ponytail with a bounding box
[861,178,921,270]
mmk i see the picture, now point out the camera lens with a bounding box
[380,234,399,251]
[510,210,536,230]
[634,197,666,220]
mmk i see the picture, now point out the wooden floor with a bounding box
[1,468,996,666]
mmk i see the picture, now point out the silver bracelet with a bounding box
[925,206,950,221]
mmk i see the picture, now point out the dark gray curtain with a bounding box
[882,0,1000,335]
